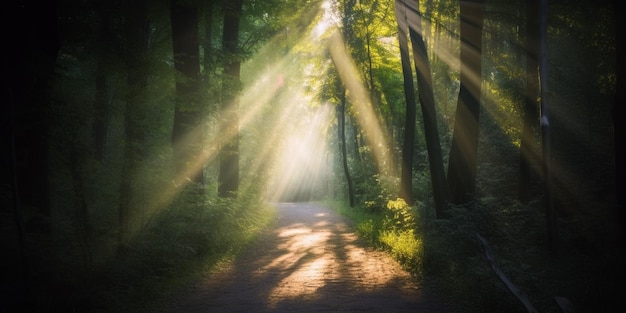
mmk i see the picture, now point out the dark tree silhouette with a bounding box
[613,0,625,249]
[447,0,485,204]
[395,0,417,206]
[118,0,149,248]
[538,0,557,253]
[519,0,540,204]
[396,0,448,215]
[171,0,204,184]
[338,88,356,207]
[218,0,244,197]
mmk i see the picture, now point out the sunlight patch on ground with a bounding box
[263,211,399,308]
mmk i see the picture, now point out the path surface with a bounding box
[168,202,460,313]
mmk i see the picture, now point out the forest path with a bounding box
[167,202,460,313]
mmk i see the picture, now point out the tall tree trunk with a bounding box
[402,0,449,216]
[118,0,149,249]
[357,0,377,103]
[539,0,557,253]
[395,0,417,206]
[339,90,356,207]
[9,0,60,231]
[447,0,484,205]
[68,149,92,269]
[218,0,244,198]
[93,9,114,163]
[93,65,109,163]
[203,0,215,106]
[519,0,540,204]
[171,0,203,185]
[613,0,625,248]
[5,85,29,306]
[3,2,59,305]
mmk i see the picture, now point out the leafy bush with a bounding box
[82,186,276,313]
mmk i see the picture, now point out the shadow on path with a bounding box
[169,202,459,313]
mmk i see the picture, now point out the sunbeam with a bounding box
[267,103,333,202]
[327,31,396,178]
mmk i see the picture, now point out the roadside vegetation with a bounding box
[327,180,621,313]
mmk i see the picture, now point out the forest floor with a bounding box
[166,202,464,313]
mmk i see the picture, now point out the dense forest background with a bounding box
[1,0,622,312]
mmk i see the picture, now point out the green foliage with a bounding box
[382,198,416,232]
[86,188,276,313]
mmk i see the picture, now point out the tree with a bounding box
[93,7,115,163]
[614,0,625,248]
[8,0,60,231]
[218,0,244,198]
[171,0,204,185]
[338,87,356,207]
[395,0,417,206]
[447,0,485,204]
[539,0,557,252]
[519,0,540,204]
[118,0,149,248]
[407,0,448,216]
[395,0,448,215]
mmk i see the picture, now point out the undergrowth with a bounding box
[327,191,623,313]
[82,187,276,313]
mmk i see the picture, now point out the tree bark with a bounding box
[519,0,540,204]
[539,0,557,253]
[447,0,484,205]
[339,90,356,207]
[218,0,244,198]
[613,0,625,249]
[395,0,417,206]
[93,9,114,163]
[93,66,109,163]
[400,0,449,215]
[171,0,204,185]
[118,0,149,249]
[8,0,60,230]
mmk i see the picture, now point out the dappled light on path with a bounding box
[262,211,399,308]
[170,203,456,313]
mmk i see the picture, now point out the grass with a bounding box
[325,194,623,313]
[53,193,279,313]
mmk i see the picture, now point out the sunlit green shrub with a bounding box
[379,229,423,272]
[383,198,417,231]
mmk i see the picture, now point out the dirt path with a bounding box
[168,202,460,313]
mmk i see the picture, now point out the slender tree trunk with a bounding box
[402,0,449,216]
[4,2,59,306]
[5,85,29,305]
[171,0,204,185]
[118,0,149,249]
[93,66,109,163]
[350,117,363,164]
[218,0,244,198]
[539,0,557,253]
[9,0,59,230]
[93,9,114,163]
[613,0,625,248]
[395,0,416,206]
[357,0,377,102]
[447,0,484,205]
[519,0,540,204]
[68,150,92,269]
[118,132,133,249]
[339,90,356,207]
[203,0,215,108]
